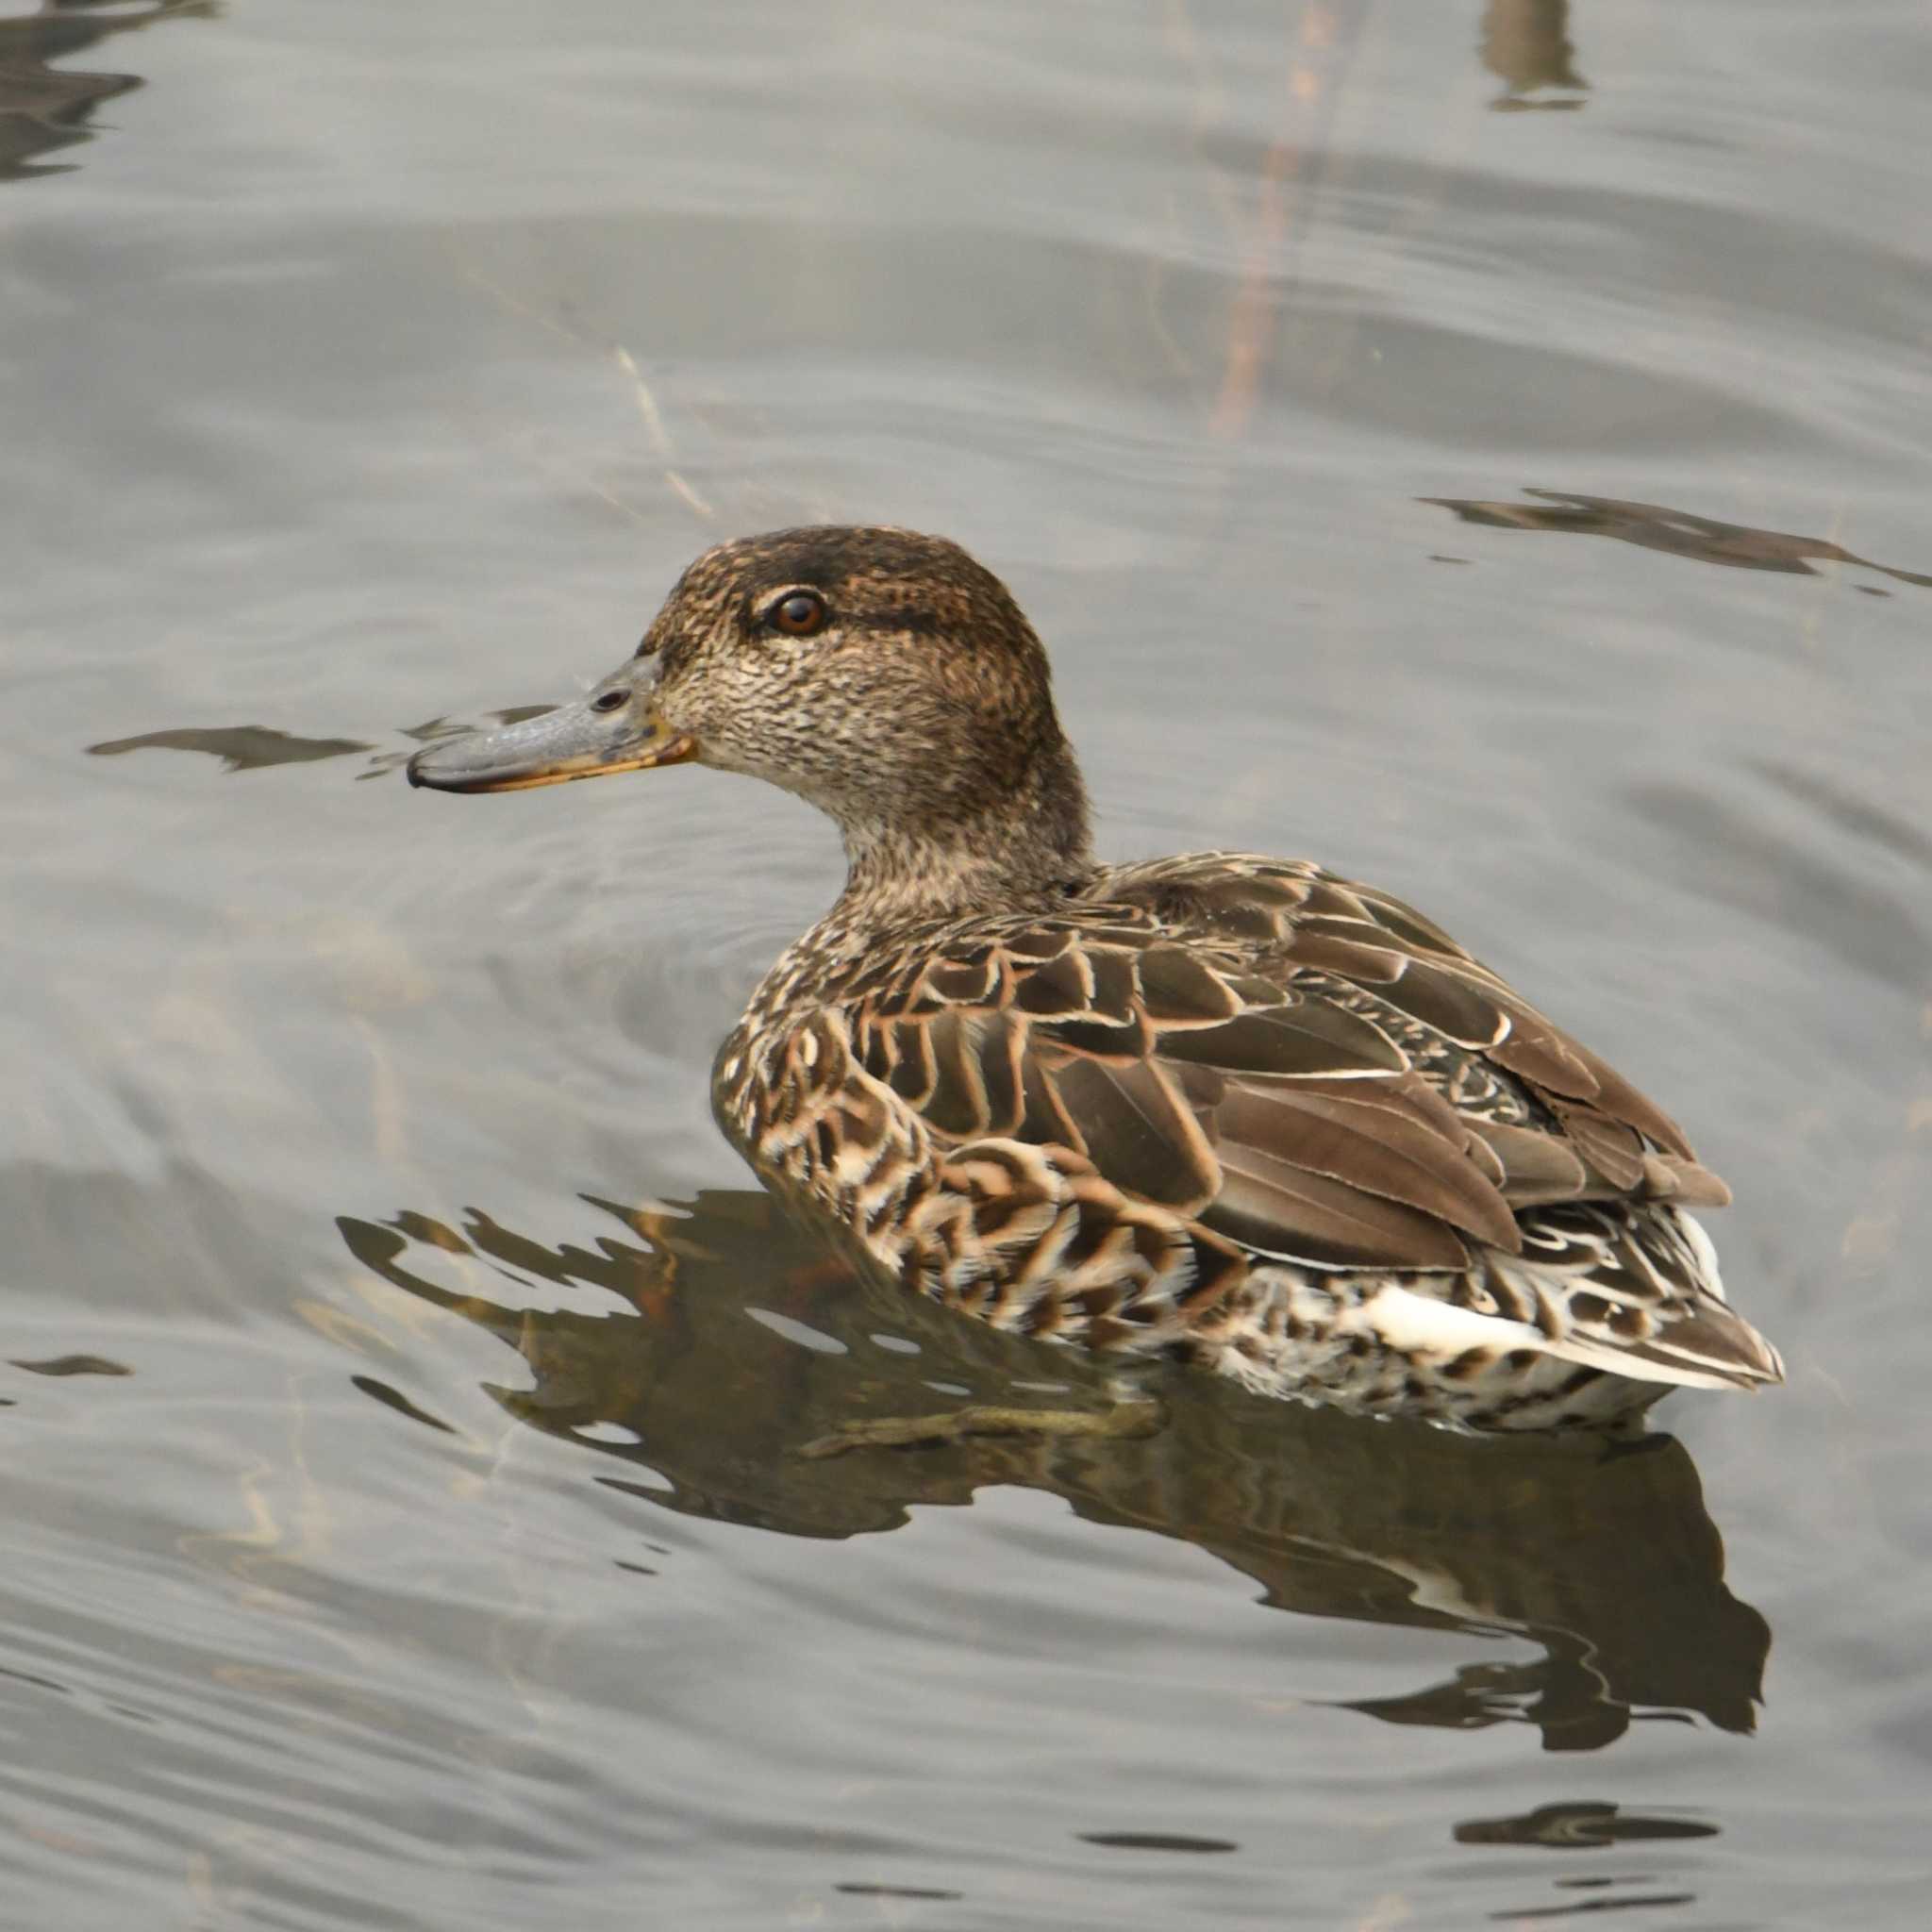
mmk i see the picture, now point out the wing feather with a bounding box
[855,858,1728,1275]
[1215,1080,1522,1250]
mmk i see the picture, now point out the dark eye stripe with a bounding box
[842,610,942,639]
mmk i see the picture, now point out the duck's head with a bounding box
[408,525,1093,913]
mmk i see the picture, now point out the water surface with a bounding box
[5,2,1931,1925]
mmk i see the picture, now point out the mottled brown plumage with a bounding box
[408,525,1784,1430]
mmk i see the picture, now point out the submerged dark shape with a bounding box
[408,526,1784,1431]
[338,1189,1773,1750]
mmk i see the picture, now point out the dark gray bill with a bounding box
[407,681,695,793]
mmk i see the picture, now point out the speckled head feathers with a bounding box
[640,525,1094,913]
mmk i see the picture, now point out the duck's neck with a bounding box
[829,735,1095,929]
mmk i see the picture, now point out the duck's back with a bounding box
[715,851,1783,1429]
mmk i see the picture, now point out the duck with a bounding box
[408,525,1784,1432]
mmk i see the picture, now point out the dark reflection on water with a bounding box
[1457,1802,1719,1848]
[347,1373,458,1434]
[1489,1890,1695,1922]
[1080,1833,1239,1855]
[9,1352,132,1376]
[87,725,376,772]
[339,1186,1770,1757]
[1425,490,1932,588]
[0,0,214,181]
[834,1882,966,1900]
[1481,0,1588,113]
[85,709,558,778]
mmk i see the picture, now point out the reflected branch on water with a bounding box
[338,1185,1771,1754]
[1424,489,1932,589]
[1206,0,1368,441]
[0,1,218,182]
[440,240,724,529]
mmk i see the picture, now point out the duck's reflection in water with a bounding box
[0,1,216,182]
[338,1188,1769,1756]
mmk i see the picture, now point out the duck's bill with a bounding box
[406,696,696,793]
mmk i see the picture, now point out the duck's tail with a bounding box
[1479,1202,1785,1391]
[1305,1202,1782,1429]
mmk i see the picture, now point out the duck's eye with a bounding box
[770,591,828,638]
[591,689,627,712]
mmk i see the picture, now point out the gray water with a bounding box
[5,2,1931,1925]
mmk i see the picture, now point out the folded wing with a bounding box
[853,857,1728,1275]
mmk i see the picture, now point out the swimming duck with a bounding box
[408,526,1784,1431]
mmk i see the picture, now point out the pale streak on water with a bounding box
[4,2,1930,1926]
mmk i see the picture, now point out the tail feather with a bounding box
[1533,1308,1784,1392]
[1487,1203,1784,1394]
[1612,1306,1785,1388]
